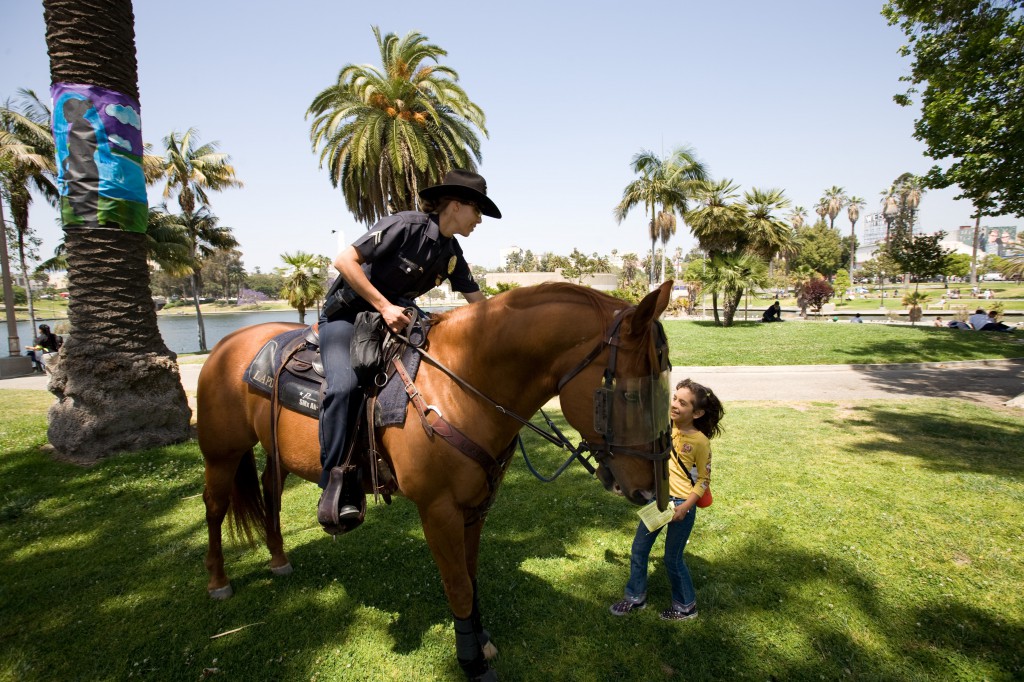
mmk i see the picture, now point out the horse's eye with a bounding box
[623,391,641,404]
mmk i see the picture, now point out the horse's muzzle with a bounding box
[596,464,653,505]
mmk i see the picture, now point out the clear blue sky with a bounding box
[2,0,1015,272]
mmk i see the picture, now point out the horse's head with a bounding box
[557,281,674,509]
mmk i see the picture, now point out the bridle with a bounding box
[400,303,673,510]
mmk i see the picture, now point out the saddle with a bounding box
[242,319,428,532]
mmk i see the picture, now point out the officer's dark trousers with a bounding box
[318,309,360,488]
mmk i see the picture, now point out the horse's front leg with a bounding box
[419,500,496,681]
[465,519,498,661]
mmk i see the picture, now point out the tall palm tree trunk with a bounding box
[849,220,857,275]
[1,199,25,360]
[189,272,207,352]
[44,0,190,459]
[9,192,40,332]
[17,236,38,333]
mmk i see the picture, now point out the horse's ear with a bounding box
[630,280,673,333]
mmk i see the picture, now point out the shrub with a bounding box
[802,278,834,311]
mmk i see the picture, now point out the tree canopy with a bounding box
[307,27,486,225]
[884,0,1024,217]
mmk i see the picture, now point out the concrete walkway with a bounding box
[3,357,1022,408]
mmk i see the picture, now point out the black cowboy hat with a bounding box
[419,169,502,219]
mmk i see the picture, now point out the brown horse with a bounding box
[198,281,673,680]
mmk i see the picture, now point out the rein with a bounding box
[394,304,668,483]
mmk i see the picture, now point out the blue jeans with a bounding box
[317,309,360,487]
[624,498,697,609]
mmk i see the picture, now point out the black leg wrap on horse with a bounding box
[470,579,491,648]
[455,617,492,679]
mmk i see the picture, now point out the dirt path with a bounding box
[4,358,1023,408]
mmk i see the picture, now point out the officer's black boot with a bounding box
[317,466,363,530]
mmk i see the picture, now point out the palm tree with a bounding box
[653,211,676,284]
[880,185,900,244]
[739,188,794,261]
[822,185,848,230]
[280,251,327,324]
[618,252,642,289]
[788,206,807,231]
[0,89,58,334]
[685,179,745,256]
[35,206,193,276]
[846,196,866,275]
[685,179,745,323]
[702,251,769,327]
[160,128,242,215]
[42,0,191,459]
[307,27,487,226]
[896,173,925,234]
[814,199,829,227]
[174,207,238,351]
[616,146,709,286]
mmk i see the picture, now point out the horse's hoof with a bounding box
[270,562,293,576]
[482,641,498,661]
[208,584,234,600]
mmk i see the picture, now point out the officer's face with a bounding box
[453,201,482,238]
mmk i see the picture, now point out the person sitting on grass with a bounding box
[25,324,59,373]
[933,316,944,327]
[851,313,863,323]
[609,378,725,622]
[968,309,990,330]
[978,310,1014,333]
[761,300,782,322]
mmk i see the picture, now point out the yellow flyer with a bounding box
[637,500,675,532]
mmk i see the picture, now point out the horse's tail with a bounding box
[226,448,268,547]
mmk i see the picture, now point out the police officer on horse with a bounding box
[317,169,502,529]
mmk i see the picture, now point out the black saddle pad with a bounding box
[242,327,420,424]
[243,328,321,418]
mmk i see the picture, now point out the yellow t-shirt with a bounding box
[669,428,711,500]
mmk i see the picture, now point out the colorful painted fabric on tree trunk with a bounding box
[50,83,147,233]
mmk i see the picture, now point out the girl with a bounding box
[610,378,725,621]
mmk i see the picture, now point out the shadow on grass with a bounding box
[841,327,1024,364]
[2,409,1022,680]
[821,400,1024,479]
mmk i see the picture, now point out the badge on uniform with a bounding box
[447,256,457,274]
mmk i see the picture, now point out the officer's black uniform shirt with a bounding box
[335,211,479,312]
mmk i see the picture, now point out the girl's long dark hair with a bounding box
[677,378,724,440]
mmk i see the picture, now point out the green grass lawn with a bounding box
[664,320,1024,366]
[1,392,1021,680]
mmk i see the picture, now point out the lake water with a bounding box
[16,310,305,355]
[15,306,454,355]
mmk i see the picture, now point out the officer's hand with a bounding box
[381,304,412,334]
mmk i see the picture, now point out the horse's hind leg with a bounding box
[203,451,240,599]
[261,464,292,575]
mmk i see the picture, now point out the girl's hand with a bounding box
[671,503,689,522]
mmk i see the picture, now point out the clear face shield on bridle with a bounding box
[593,370,672,446]
[593,367,673,510]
